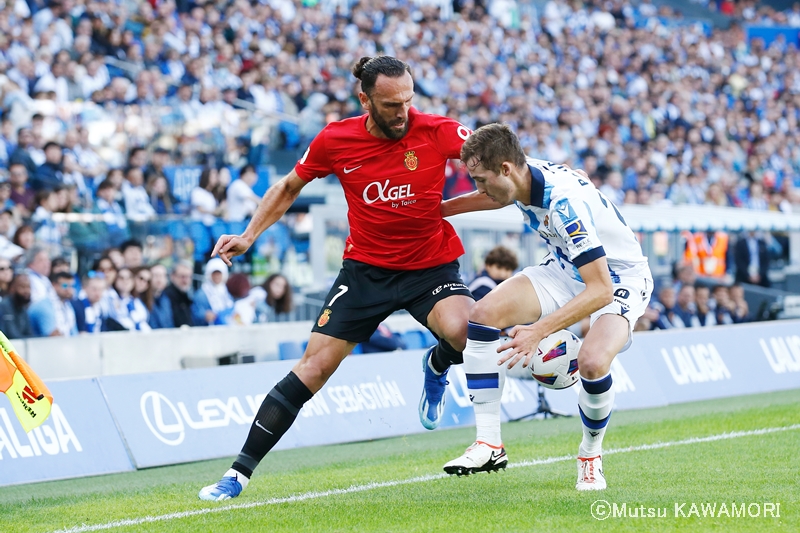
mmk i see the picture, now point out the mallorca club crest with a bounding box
[543,215,549,227]
[317,309,332,327]
[404,150,418,171]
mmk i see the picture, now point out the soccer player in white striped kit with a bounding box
[441,123,653,490]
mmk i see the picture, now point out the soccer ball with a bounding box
[530,330,582,389]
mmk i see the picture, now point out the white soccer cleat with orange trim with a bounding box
[443,441,507,476]
[576,455,606,491]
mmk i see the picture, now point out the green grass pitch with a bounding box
[1,388,797,533]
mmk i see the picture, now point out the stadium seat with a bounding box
[401,330,428,350]
[278,341,306,360]
[189,222,212,262]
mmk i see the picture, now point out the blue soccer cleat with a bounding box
[419,346,448,430]
[198,475,244,501]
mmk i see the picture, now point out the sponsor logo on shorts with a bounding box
[432,282,468,295]
[317,309,332,327]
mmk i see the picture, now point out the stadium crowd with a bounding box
[0,0,797,337]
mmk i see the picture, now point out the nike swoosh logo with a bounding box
[254,420,273,434]
[343,165,362,174]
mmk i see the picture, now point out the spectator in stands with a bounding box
[694,285,716,327]
[0,214,24,261]
[9,129,37,177]
[148,264,172,329]
[734,232,770,287]
[225,165,260,222]
[75,271,106,333]
[31,188,62,248]
[144,147,170,186]
[674,284,701,328]
[0,258,12,300]
[96,179,129,243]
[711,286,735,326]
[191,167,224,226]
[132,265,154,314]
[31,142,64,192]
[122,166,157,219]
[0,273,32,339]
[192,257,233,326]
[672,262,697,292]
[226,272,258,325]
[146,174,174,215]
[729,284,751,323]
[24,246,55,304]
[651,285,683,329]
[12,225,35,254]
[161,262,195,328]
[360,322,407,354]
[254,273,294,322]
[9,162,34,217]
[467,245,519,301]
[109,267,150,331]
[120,239,144,269]
[28,271,78,337]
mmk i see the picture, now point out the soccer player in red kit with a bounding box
[199,56,474,500]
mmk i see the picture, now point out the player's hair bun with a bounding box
[352,57,373,80]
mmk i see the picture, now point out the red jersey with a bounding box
[294,107,471,270]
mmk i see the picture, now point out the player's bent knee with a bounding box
[468,300,503,330]
[577,347,613,380]
[437,317,468,351]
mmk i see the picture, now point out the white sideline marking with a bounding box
[53,424,800,533]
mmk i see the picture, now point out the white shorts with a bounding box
[518,257,653,352]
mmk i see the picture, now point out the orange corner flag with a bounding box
[0,331,52,432]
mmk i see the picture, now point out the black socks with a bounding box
[231,371,314,478]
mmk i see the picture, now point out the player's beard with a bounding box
[370,107,408,140]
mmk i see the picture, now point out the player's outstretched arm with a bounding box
[441,190,505,217]
[212,170,308,266]
[499,257,614,368]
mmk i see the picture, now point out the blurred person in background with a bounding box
[122,166,157,219]
[24,246,55,304]
[0,212,24,261]
[253,272,294,322]
[75,271,107,333]
[734,231,770,288]
[226,272,259,325]
[0,273,32,339]
[9,162,34,218]
[674,284,700,328]
[729,284,751,323]
[148,264,172,329]
[146,174,174,215]
[225,164,260,222]
[120,239,144,269]
[191,167,224,226]
[31,141,65,192]
[0,258,13,300]
[132,265,154,314]
[467,245,519,301]
[109,267,150,331]
[192,257,233,326]
[13,225,36,254]
[28,271,77,337]
[161,262,195,328]
[694,285,716,327]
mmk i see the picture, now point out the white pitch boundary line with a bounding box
[52,424,800,533]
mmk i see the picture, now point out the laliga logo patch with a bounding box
[565,220,588,244]
[317,308,332,327]
[404,150,418,171]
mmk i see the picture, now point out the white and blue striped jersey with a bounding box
[516,158,649,283]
